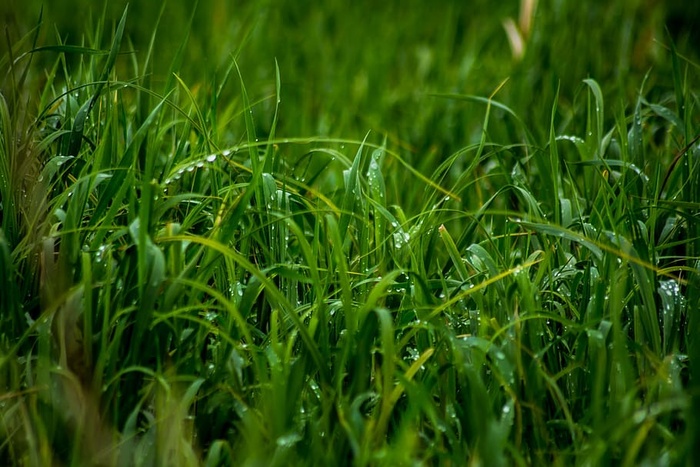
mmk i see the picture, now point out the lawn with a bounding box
[1,1,699,465]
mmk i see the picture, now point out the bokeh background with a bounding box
[3,0,699,157]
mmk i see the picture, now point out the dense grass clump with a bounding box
[1,1,699,465]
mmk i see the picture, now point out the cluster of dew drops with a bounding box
[162,148,238,191]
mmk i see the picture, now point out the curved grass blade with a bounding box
[517,220,603,260]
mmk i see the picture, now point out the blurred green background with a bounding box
[2,0,699,158]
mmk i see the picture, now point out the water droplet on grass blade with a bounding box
[276,433,302,448]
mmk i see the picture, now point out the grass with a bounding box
[1,0,699,465]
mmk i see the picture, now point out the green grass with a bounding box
[1,1,699,465]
